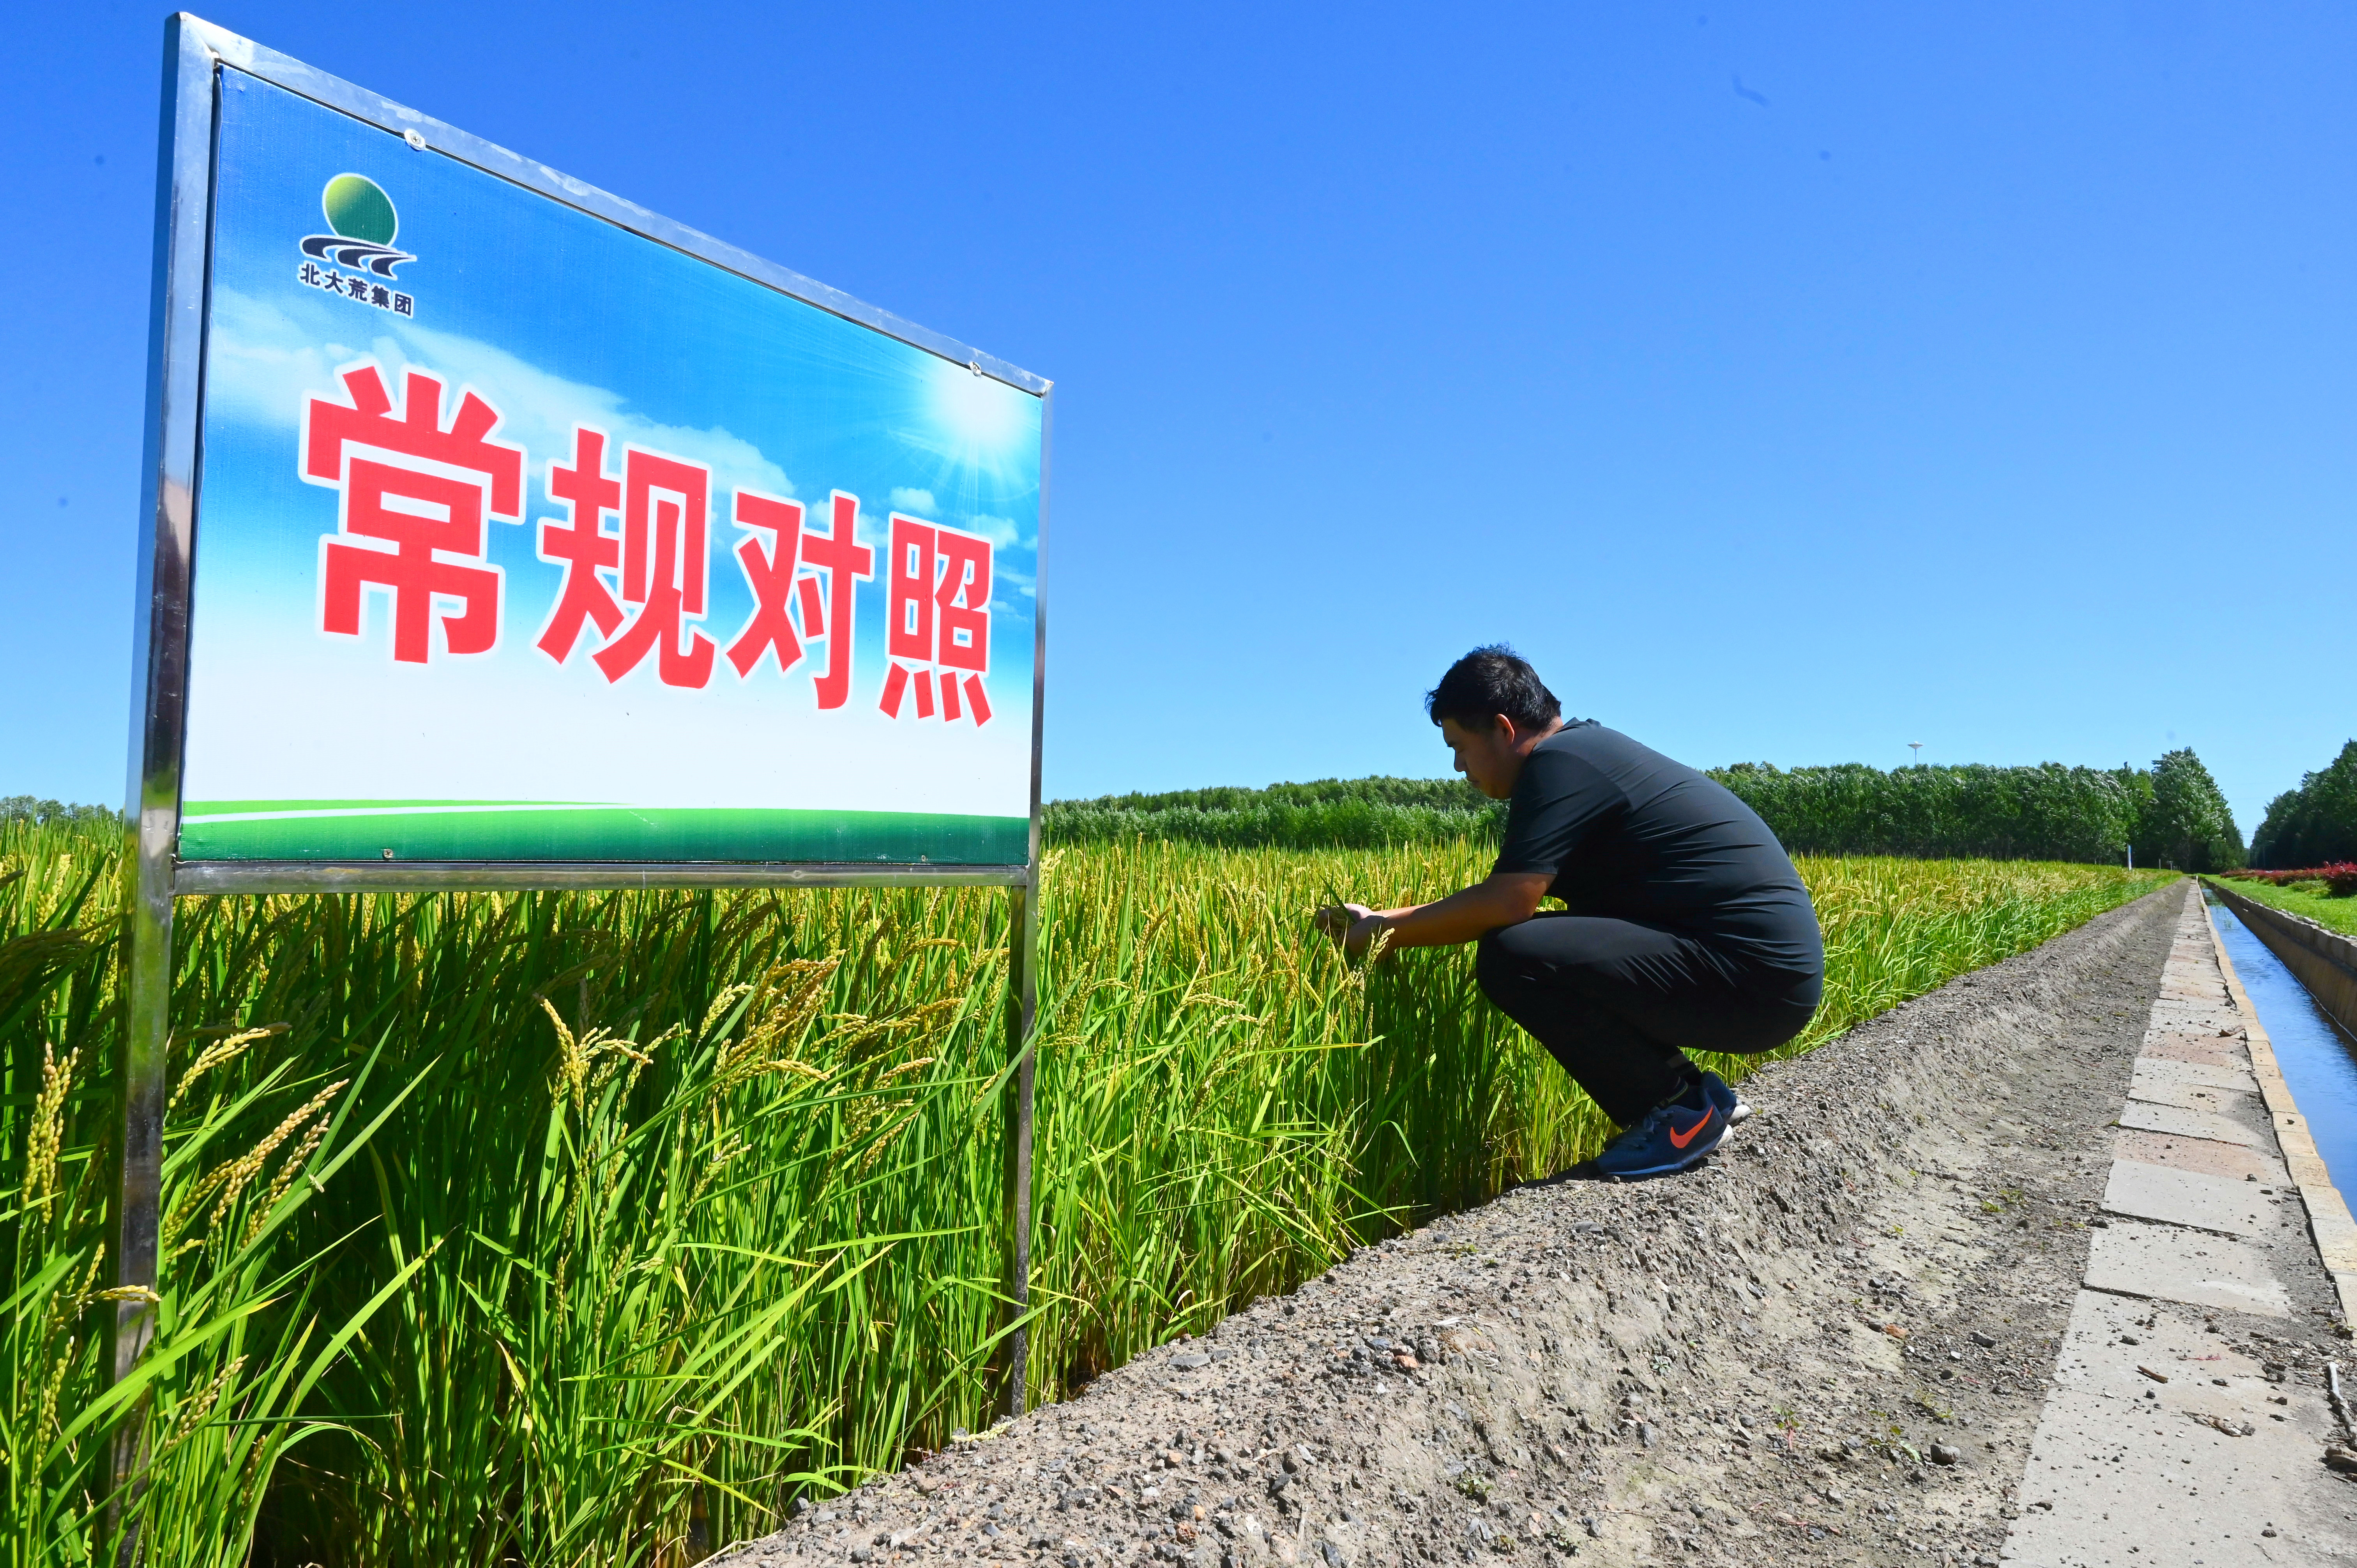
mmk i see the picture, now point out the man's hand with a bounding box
[1313,873,1553,958]
[1314,902,1389,959]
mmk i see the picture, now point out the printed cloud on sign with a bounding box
[967,514,1032,551]
[205,286,797,508]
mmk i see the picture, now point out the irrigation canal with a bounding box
[2205,888,2357,1197]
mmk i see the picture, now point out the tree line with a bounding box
[0,797,121,828]
[1715,750,2242,871]
[13,752,2256,870]
[2250,740,2357,869]
[1046,749,2247,869]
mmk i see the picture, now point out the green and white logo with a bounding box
[298,173,416,315]
[301,173,412,275]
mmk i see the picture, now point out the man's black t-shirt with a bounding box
[1492,721,1822,980]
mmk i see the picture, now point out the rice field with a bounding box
[0,819,2169,1565]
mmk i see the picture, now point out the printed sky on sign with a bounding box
[183,71,1039,821]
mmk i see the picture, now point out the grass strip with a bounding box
[2210,876,2357,939]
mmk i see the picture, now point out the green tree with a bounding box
[2250,740,2357,868]
[0,798,118,828]
[1709,761,2140,863]
[2136,748,2244,872]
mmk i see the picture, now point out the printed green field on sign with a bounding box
[177,801,1030,863]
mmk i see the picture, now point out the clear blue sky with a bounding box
[7,3,2352,833]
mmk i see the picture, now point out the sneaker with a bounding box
[1700,1069,1753,1127]
[1594,1092,1726,1180]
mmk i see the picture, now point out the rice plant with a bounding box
[0,816,2168,1564]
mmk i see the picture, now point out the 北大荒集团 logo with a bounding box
[297,174,416,318]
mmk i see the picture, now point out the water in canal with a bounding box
[2203,889,2357,1191]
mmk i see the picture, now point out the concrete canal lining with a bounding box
[2206,879,2357,1044]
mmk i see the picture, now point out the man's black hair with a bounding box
[1424,645,1562,733]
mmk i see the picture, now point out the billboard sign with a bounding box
[117,14,1050,1445]
[154,39,1046,881]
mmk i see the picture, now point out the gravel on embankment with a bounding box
[713,885,2303,1567]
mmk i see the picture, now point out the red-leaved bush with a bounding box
[2224,863,2357,896]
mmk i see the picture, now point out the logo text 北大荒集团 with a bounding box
[297,173,415,318]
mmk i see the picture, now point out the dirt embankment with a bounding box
[716,886,2275,1567]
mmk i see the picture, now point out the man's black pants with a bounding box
[1474,913,1821,1127]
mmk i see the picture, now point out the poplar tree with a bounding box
[2250,740,2357,869]
[2136,749,2245,872]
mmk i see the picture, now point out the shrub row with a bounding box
[2221,863,2357,897]
[1059,775,1492,815]
[1044,796,1506,850]
[1044,776,1503,849]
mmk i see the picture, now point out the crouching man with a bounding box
[1316,646,1823,1179]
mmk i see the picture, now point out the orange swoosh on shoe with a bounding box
[1667,1108,1717,1150]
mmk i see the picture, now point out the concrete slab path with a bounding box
[2003,885,2357,1566]
[2098,1162,2274,1239]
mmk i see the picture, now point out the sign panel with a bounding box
[179,70,1042,867]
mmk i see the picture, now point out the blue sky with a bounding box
[6,3,2353,834]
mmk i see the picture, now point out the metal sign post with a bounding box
[113,14,214,1468]
[1002,879,1038,1420]
[120,9,1049,1519]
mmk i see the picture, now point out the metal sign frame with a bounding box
[119,8,1047,1481]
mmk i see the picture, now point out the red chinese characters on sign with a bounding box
[534,426,624,664]
[534,436,722,690]
[800,493,875,710]
[304,363,524,664]
[721,490,877,705]
[880,514,993,725]
[589,450,715,689]
[534,438,880,706]
[723,489,806,680]
[308,385,988,712]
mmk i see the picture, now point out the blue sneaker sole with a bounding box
[1595,1135,1725,1181]
[1597,1158,1711,1181]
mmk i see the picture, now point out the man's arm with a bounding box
[1317,872,1551,958]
